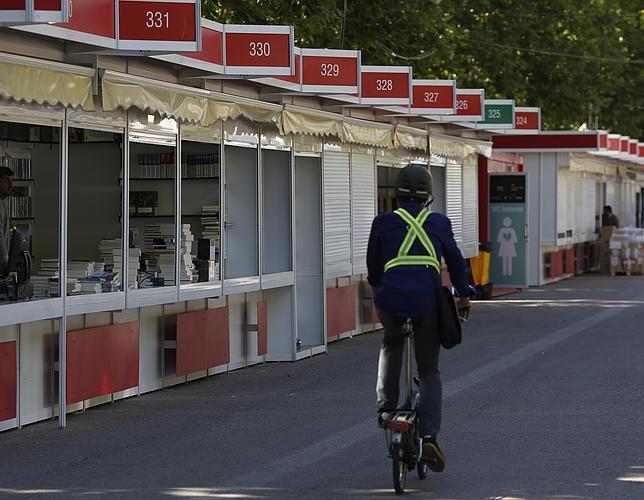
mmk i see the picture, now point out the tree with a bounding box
[203,0,643,138]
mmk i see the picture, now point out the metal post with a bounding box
[58,108,69,428]
[175,125,181,293]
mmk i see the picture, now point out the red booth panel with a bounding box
[257,301,268,356]
[0,341,17,422]
[176,307,229,376]
[327,285,357,338]
[551,251,564,278]
[67,322,139,405]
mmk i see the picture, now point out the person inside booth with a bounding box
[0,165,14,276]
[601,205,620,228]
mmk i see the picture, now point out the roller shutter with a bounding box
[323,151,352,278]
[461,157,479,258]
[351,153,376,275]
[446,159,464,250]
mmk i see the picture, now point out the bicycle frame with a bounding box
[382,318,428,494]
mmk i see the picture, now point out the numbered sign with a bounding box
[301,48,360,94]
[410,80,456,115]
[598,131,608,150]
[607,134,620,151]
[448,88,484,121]
[14,0,116,47]
[639,143,644,158]
[1,0,68,24]
[514,107,540,130]
[116,0,201,51]
[629,139,638,156]
[478,99,515,129]
[360,66,412,106]
[619,136,630,153]
[224,24,294,76]
[155,19,224,74]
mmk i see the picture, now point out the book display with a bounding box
[180,140,222,285]
[1,121,61,303]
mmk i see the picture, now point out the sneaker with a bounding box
[377,409,394,428]
[422,435,446,472]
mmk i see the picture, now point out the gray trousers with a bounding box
[376,310,442,437]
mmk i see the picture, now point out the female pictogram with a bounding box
[497,217,517,276]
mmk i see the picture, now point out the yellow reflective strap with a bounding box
[394,209,425,256]
[394,208,436,258]
[384,255,441,273]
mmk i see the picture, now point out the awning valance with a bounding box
[394,125,428,152]
[430,133,493,161]
[342,120,393,148]
[102,72,219,126]
[280,107,342,138]
[0,56,94,111]
[430,134,465,161]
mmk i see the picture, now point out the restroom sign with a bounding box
[489,174,527,287]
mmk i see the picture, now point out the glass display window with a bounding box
[66,127,124,297]
[180,123,223,291]
[260,125,293,277]
[223,119,259,282]
[127,113,178,292]
[0,108,62,305]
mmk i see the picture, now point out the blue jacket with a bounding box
[366,199,471,316]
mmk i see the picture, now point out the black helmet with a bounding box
[395,164,433,202]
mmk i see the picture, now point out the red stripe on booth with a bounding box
[176,307,230,376]
[258,301,268,356]
[492,133,599,151]
[67,322,139,405]
[326,285,357,338]
[0,341,17,422]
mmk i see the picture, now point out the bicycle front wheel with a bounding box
[392,443,407,495]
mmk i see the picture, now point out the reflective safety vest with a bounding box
[384,208,441,274]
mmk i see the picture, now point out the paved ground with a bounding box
[1,274,643,499]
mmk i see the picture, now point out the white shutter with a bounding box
[446,159,463,249]
[581,176,596,242]
[461,157,479,258]
[557,168,569,244]
[323,151,352,278]
[351,153,376,275]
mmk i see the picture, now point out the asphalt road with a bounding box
[1,274,643,499]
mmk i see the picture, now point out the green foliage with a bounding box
[203,0,643,138]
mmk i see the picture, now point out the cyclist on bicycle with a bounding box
[367,163,474,472]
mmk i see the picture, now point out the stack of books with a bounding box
[77,272,120,294]
[200,205,220,246]
[99,239,122,269]
[31,258,59,298]
[113,248,141,290]
[180,224,195,284]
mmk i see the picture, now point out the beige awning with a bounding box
[280,106,342,138]
[0,56,94,111]
[342,119,393,148]
[394,125,428,152]
[430,134,465,161]
[102,72,219,126]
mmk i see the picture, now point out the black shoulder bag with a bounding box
[430,270,462,349]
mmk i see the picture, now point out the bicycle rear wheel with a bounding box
[392,443,407,494]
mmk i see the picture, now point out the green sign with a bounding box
[481,100,514,126]
[489,175,526,287]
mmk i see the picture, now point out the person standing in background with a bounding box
[601,205,619,228]
[0,165,15,275]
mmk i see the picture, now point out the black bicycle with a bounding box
[382,304,470,495]
[381,318,428,495]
